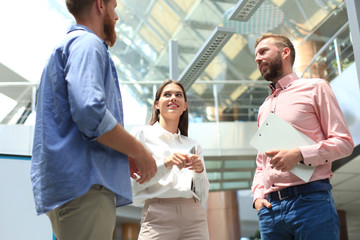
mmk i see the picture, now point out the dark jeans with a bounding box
[258,190,340,240]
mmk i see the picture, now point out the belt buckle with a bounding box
[277,190,289,200]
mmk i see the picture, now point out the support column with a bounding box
[293,39,316,77]
[121,223,139,240]
[292,38,325,79]
[345,0,360,90]
[207,191,240,240]
[337,209,348,240]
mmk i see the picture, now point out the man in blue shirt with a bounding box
[30,0,157,239]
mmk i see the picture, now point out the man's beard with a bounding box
[261,52,283,82]
[104,13,117,47]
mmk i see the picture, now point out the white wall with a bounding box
[330,63,360,146]
[0,125,52,239]
[0,125,34,155]
[0,157,52,240]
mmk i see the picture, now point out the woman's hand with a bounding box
[164,153,188,170]
[164,153,204,173]
[186,154,204,173]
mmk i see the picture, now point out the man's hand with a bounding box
[96,123,157,184]
[129,157,140,180]
[254,198,272,212]
[131,147,157,184]
[266,147,303,172]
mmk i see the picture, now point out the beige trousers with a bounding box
[46,184,116,240]
[138,197,210,240]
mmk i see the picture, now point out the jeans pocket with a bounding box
[257,206,267,216]
[299,191,329,202]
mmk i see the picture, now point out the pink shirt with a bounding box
[252,73,354,201]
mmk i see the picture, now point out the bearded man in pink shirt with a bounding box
[252,33,354,240]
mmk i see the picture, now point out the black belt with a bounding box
[267,179,332,201]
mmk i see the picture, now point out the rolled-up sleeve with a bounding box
[65,35,116,139]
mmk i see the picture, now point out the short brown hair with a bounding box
[149,79,189,136]
[255,33,296,66]
[66,0,110,17]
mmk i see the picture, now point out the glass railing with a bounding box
[117,80,270,126]
[0,82,37,125]
[0,79,269,125]
[301,22,353,82]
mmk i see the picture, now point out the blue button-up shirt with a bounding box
[31,25,132,214]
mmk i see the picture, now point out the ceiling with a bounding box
[109,0,350,122]
[0,63,36,124]
[0,0,351,124]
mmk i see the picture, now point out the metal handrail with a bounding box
[301,21,350,78]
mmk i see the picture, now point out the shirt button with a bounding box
[325,160,328,163]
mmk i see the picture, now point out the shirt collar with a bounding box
[269,72,298,93]
[67,24,108,49]
[152,121,183,143]
[68,24,93,34]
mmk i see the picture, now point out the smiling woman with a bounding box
[130,79,210,240]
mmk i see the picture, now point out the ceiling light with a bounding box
[228,0,264,22]
[169,40,179,80]
[178,26,236,90]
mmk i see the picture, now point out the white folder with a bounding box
[250,113,316,182]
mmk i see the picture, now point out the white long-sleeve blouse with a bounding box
[130,122,210,207]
